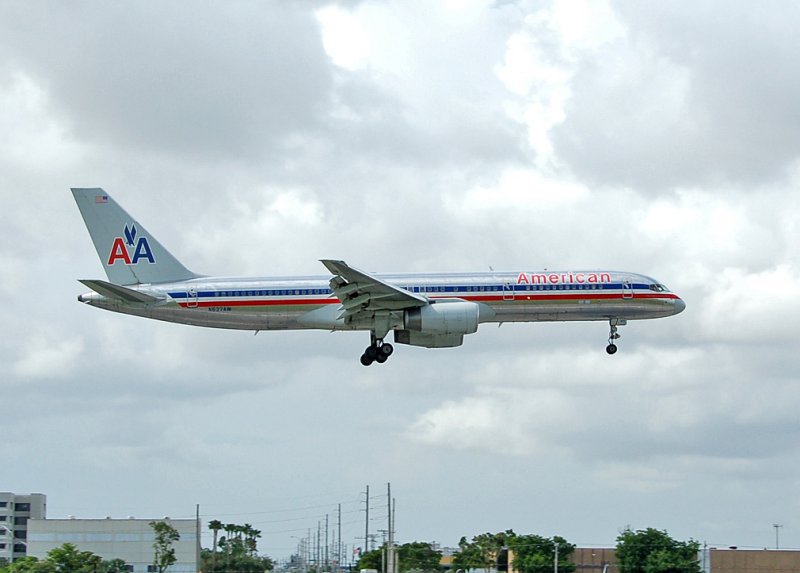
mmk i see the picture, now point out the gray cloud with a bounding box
[2,0,800,558]
[0,2,333,160]
[550,1,800,190]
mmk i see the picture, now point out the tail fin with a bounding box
[72,188,200,285]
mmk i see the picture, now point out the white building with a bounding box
[0,492,47,563]
[27,518,199,573]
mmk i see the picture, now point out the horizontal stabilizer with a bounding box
[79,279,162,303]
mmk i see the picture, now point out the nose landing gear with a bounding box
[606,319,626,355]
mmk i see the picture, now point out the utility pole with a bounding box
[386,483,395,573]
[554,542,560,573]
[392,497,397,573]
[338,503,342,573]
[773,524,783,549]
[195,504,201,573]
[317,521,322,573]
[365,485,370,554]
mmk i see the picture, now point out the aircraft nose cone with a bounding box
[674,297,686,314]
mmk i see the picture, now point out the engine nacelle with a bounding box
[393,330,464,348]
[404,301,479,335]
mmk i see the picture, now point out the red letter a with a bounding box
[107,237,132,265]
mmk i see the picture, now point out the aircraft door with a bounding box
[187,287,199,308]
[502,281,515,301]
[622,280,633,299]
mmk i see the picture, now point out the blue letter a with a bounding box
[132,237,156,264]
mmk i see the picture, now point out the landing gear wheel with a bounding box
[360,335,395,364]
[606,320,622,354]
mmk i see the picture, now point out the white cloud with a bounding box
[696,265,800,343]
[316,5,372,71]
[447,168,589,215]
[13,332,85,379]
[0,72,84,170]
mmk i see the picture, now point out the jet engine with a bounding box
[403,301,480,335]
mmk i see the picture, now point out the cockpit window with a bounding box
[649,284,670,292]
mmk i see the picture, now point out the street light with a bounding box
[773,524,783,550]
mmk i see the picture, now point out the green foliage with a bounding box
[0,545,129,573]
[615,528,701,573]
[354,547,384,571]
[101,558,131,573]
[47,543,103,572]
[150,520,180,573]
[453,530,517,572]
[208,520,224,570]
[201,521,272,573]
[453,537,485,572]
[0,556,55,573]
[354,542,442,573]
[200,547,274,573]
[398,541,442,573]
[509,535,575,573]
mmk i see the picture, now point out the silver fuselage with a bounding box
[78,269,685,332]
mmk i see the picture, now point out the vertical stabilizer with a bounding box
[71,187,200,285]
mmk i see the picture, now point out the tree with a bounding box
[509,535,575,573]
[102,558,132,573]
[47,543,104,572]
[452,537,485,572]
[244,525,261,557]
[453,530,517,573]
[354,542,442,573]
[0,545,128,573]
[615,528,701,573]
[201,521,273,573]
[200,547,274,573]
[0,557,55,573]
[398,541,442,573]
[355,547,384,571]
[150,520,181,573]
[209,519,224,569]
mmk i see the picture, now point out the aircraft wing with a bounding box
[320,259,427,320]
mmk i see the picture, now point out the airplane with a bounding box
[72,188,685,365]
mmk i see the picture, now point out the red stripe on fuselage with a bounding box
[175,292,681,308]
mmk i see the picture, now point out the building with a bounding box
[0,492,47,563]
[707,548,800,573]
[27,517,199,573]
[571,547,618,573]
[513,545,800,573]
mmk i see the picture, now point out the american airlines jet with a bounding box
[72,188,685,365]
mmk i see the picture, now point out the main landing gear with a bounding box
[360,337,394,366]
[606,318,626,355]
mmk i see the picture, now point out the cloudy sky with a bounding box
[3,0,800,561]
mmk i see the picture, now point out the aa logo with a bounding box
[107,224,155,265]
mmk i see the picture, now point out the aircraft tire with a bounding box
[365,345,378,359]
[606,344,618,355]
[380,343,394,356]
[375,353,388,364]
[360,354,374,366]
